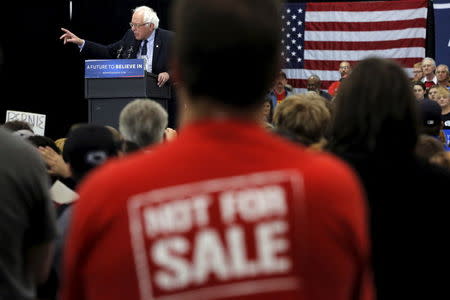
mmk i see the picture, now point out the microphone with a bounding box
[116,45,123,58]
[126,46,134,59]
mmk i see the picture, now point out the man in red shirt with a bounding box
[328,61,351,97]
[60,1,374,299]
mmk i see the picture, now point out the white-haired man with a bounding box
[119,98,176,148]
[60,6,173,88]
[421,57,438,90]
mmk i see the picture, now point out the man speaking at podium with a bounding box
[60,6,173,88]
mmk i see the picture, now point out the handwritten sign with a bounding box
[85,59,145,78]
[5,110,46,136]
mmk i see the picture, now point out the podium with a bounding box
[84,59,171,130]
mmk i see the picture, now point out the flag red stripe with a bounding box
[303,57,422,70]
[306,0,427,12]
[305,18,426,32]
[304,38,425,51]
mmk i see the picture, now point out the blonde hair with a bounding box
[430,152,450,170]
[435,86,450,99]
[273,93,331,146]
[54,138,66,152]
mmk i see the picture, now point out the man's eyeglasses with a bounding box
[129,22,149,28]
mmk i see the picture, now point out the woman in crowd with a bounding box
[327,57,450,300]
[411,80,427,102]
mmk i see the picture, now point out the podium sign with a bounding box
[84,59,171,129]
[85,59,145,78]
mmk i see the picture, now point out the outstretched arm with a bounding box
[60,28,84,46]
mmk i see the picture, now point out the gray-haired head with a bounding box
[422,57,436,67]
[119,99,168,147]
[133,6,160,28]
[436,64,449,75]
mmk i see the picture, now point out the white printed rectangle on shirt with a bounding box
[128,170,306,300]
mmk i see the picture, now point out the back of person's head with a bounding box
[2,120,33,131]
[69,122,85,133]
[119,99,168,147]
[419,99,442,136]
[105,125,124,150]
[329,57,419,155]
[27,135,61,155]
[2,120,34,139]
[430,152,450,170]
[415,134,444,161]
[63,124,119,182]
[172,0,281,109]
[273,94,331,146]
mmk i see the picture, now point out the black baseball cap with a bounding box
[419,100,442,127]
[63,124,119,182]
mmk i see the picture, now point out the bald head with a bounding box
[307,75,321,92]
[339,61,351,78]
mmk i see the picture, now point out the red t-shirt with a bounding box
[60,119,374,300]
[275,89,287,103]
[328,81,341,96]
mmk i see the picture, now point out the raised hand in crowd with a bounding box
[163,127,177,141]
[38,146,71,178]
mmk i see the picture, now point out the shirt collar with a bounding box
[144,29,156,45]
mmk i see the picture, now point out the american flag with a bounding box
[282,0,428,93]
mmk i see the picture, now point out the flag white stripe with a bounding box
[304,48,425,61]
[292,88,308,94]
[434,3,450,9]
[284,68,414,81]
[305,8,427,22]
[305,28,426,42]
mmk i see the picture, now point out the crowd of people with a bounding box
[1,1,450,300]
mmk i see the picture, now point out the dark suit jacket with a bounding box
[81,28,173,75]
